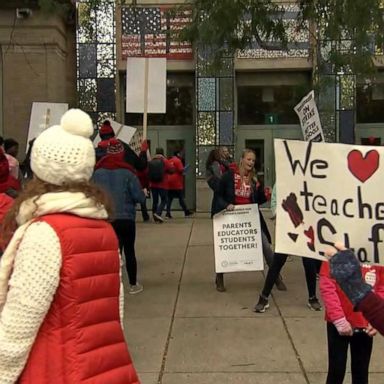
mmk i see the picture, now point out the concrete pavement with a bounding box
[122,214,384,384]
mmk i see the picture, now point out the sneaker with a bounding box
[165,213,173,219]
[275,276,287,291]
[308,297,322,311]
[185,211,194,218]
[254,295,269,313]
[215,274,226,292]
[129,283,143,295]
[153,213,164,223]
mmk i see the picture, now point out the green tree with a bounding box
[179,0,384,76]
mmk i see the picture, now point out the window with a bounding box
[238,84,310,125]
[125,73,194,126]
[356,84,384,124]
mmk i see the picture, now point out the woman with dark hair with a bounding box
[0,109,139,384]
[213,148,286,293]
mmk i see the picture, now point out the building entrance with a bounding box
[147,126,196,210]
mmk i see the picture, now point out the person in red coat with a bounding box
[166,151,192,219]
[0,109,140,384]
[320,261,383,383]
[326,243,384,337]
[0,149,20,198]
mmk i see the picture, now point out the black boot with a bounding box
[215,273,226,292]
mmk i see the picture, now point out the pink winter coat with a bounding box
[320,261,384,328]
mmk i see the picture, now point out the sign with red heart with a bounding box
[274,139,384,264]
[347,150,379,183]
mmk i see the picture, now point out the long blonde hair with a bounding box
[239,148,257,183]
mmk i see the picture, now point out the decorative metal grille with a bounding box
[196,46,235,176]
[76,0,116,124]
[238,4,309,59]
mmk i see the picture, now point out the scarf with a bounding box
[0,191,108,311]
[95,153,136,174]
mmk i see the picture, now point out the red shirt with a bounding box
[234,173,252,205]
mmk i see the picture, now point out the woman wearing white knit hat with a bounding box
[0,109,140,384]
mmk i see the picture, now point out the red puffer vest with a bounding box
[18,213,140,384]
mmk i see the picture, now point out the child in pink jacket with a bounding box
[320,261,384,384]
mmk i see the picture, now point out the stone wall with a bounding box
[0,8,76,155]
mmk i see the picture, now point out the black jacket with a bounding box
[214,170,271,243]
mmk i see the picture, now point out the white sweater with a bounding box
[0,222,61,384]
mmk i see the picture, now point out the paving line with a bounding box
[157,220,194,384]
[270,290,310,384]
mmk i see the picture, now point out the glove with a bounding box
[329,249,372,306]
[140,140,149,152]
[333,317,353,336]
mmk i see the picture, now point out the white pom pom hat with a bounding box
[31,109,96,186]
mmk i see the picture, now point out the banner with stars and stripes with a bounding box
[121,7,193,60]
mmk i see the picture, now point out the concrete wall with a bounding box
[0,8,76,155]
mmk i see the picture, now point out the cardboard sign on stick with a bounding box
[93,120,136,147]
[274,139,384,264]
[27,102,68,150]
[294,91,324,142]
[126,57,167,114]
[213,204,264,273]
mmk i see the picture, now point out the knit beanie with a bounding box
[31,109,95,186]
[99,120,115,138]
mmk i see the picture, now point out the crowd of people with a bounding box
[0,108,382,383]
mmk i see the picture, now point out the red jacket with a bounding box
[358,292,384,336]
[19,214,140,384]
[167,156,184,190]
[320,261,384,328]
[149,155,172,190]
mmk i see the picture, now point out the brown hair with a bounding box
[1,178,113,248]
[239,148,257,182]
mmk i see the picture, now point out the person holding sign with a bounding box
[327,245,384,337]
[214,149,286,292]
[319,259,382,384]
[254,184,321,313]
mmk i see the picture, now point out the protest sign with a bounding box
[126,57,166,114]
[27,102,68,150]
[294,91,324,142]
[213,204,264,273]
[275,139,384,264]
[93,120,136,146]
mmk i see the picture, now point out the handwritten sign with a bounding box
[294,91,324,142]
[213,204,264,273]
[275,139,384,264]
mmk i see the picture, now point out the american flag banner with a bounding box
[121,7,193,60]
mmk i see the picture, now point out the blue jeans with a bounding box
[152,188,167,216]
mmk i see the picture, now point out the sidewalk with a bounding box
[123,214,384,384]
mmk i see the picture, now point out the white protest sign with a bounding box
[126,57,167,113]
[27,102,68,150]
[275,139,384,264]
[213,204,264,273]
[294,91,324,142]
[93,120,136,146]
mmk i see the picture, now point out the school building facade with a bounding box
[1,1,383,211]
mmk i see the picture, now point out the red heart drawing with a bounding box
[347,150,380,183]
[304,226,315,252]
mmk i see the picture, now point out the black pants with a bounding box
[326,322,373,384]
[112,219,137,286]
[140,200,149,221]
[261,253,317,298]
[152,188,167,216]
[166,189,189,216]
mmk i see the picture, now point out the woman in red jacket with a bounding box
[320,260,384,383]
[0,109,139,384]
[327,244,384,337]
